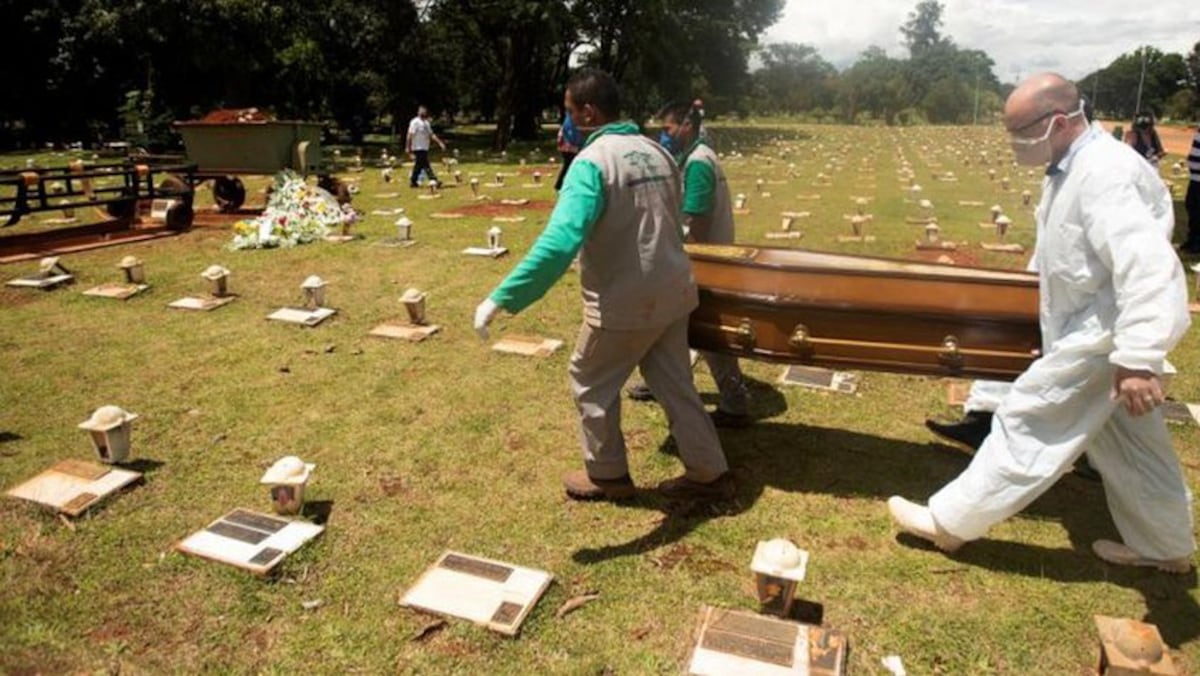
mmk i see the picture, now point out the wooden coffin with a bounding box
[687,244,1041,380]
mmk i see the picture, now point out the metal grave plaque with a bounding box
[6,460,141,517]
[492,335,564,358]
[176,508,324,575]
[778,365,859,394]
[688,606,848,676]
[399,551,553,636]
[267,307,337,327]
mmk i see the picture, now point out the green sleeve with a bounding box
[681,159,716,216]
[489,159,605,313]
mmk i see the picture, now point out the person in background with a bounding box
[473,69,734,503]
[1180,116,1200,254]
[406,105,446,187]
[1124,111,1165,167]
[889,73,1194,574]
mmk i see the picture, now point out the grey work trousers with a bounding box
[568,316,729,483]
[700,351,749,415]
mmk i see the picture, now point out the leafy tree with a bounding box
[753,42,836,113]
[900,0,947,57]
[1080,46,1192,120]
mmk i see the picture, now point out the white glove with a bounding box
[474,298,499,341]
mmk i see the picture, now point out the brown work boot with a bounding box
[562,470,637,501]
[656,471,735,502]
[1092,539,1193,574]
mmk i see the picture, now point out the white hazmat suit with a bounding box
[928,123,1195,560]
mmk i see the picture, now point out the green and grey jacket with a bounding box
[490,121,697,329]
[680,140,735,245]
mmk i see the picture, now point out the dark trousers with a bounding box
[1186,180,1200,248]
[409,150,438,186]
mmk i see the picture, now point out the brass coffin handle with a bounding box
[787,325,1031,364]
[716,318,756,351]
[939,335,963,369]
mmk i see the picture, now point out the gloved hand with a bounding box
[474,298,499,341]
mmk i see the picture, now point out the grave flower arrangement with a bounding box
[230,171,342,249]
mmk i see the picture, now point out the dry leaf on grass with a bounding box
[555,592,600,619]
[411,618,447,642]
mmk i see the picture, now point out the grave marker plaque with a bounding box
[687,606,847,676]
[176,509,323,575]
[399,551,552,636]
[6,459,142,517]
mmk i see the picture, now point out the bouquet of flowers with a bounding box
[230,171,343,249]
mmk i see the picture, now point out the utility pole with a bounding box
[973,71,980,125]
[1135,49,1148,114]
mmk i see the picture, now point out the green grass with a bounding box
[2,121,1199,673]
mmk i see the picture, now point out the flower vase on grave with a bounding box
[261,456,314,516]
[202,265,231,297]
[1021,190,1032,207]
[487,226,502,251]
[78,405,138,464]
[118,256,145,284]
[302,275,327,309]
[533,171,542,185]
[750,539,808,618]
[995,215,1011,240]
[395,216,413,241]
[401,288,428,325]
[990,205,1003,223]
[454,170,462,185]
[734,193,747,210]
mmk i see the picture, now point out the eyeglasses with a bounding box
[1009,98,1086,146]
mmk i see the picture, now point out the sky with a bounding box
[762,0,1197,82]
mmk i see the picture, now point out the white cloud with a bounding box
[763,0,1197,81]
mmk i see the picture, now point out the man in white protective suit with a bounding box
[888,72,1196,573]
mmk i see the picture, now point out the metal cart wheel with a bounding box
[105,196,137,220]
[213,176,246,212]
[158,174,194,230]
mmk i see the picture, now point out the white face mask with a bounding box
[1009,98,1085,166]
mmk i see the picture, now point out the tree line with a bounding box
[2,0,1195,151]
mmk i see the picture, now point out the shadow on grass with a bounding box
[122,458,166,475]
[573,414,1200,646]
[302,499,335,526]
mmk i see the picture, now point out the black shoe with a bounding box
[1072,455,1102,482]
[1179,243,1200,255]
[626,383,655,402]
[925,410,993,451]
[710,409,752,429]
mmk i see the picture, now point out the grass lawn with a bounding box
[2,120,1199,674]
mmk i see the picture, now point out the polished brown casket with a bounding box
[687,244,1041,380]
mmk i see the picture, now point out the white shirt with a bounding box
[407,116,433,151]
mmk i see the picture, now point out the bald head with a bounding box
[1004,72,1087,166]
[1004,72,1079,132]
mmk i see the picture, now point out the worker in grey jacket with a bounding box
[474,69,732,503]
[627,100,752,428]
